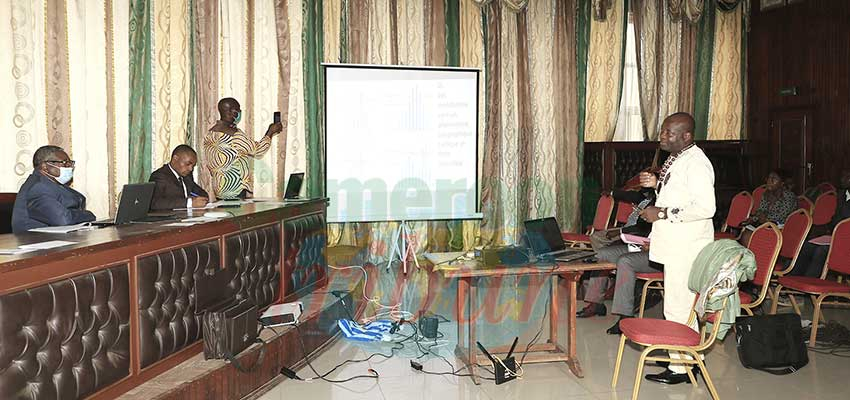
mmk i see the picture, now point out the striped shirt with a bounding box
[203,129,272,199]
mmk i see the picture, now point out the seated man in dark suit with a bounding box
[149,144,209,211]
[12,145,96,233]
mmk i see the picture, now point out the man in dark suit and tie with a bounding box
[12,145,97,233]
[149,145,209,211]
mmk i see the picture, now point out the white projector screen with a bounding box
[324,64,480,223]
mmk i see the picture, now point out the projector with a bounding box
[481,246,528,267]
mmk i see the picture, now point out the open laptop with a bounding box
[93,183,172,226]
[283,172,307,201]
[523,217,595,262]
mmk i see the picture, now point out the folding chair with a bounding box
[715,191,753,240]
[562,193,615,246]
[772,218,850,346]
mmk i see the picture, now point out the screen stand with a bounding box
[386,220,421,274]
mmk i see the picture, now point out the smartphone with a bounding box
[273,111,281,124]
[259,313,296,327]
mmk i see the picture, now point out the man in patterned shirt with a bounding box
[203,97,283,199]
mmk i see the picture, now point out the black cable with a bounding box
[519,279,553,367]
[288,324,380,383]
[403,320,495,381]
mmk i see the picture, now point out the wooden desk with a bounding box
[439,262,615,384]
[0,200,328,400]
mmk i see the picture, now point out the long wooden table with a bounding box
[0,200,328,400]
[439,261,615,384]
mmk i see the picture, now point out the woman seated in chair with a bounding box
[744,169,797,227]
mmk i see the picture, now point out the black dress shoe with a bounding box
[644,369,693,385]
[654,361,703,375]
[606,318,623,335]
[576,302,607,318]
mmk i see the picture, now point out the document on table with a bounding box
[0,240,76,255]
[163,222,199,227]
[28,223,94,234]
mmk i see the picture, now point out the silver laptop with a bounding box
[523,217,595,262]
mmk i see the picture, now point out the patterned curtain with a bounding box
[0,0,130,219]
[583,0,626,142]
[632,0,747,140]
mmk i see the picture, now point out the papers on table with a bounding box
[808,235,831,246]
[163,222,200,227]
[173,199,252,211]
[28,223,95,234]
[0,240,76,255]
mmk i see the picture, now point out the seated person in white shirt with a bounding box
[148,145,209,211]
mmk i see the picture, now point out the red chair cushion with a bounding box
[739,291,754,305]
[777,276,850,294]
[636,272,663,280]
[619,318,701,346]
[714,232,736,240]
[561,232,590,242]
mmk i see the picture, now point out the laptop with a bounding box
[523,217,595,262]
[93,183,172,226]
[283,172,306,201]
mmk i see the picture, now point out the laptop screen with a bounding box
[284,173,305,199]
[523,217,566,255]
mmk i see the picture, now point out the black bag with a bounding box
[735,313,808,375]
[202,299,266,373]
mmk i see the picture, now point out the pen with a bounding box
[190,192,199,197]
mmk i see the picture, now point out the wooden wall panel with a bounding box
[748,0,850,186]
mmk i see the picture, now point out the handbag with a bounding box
[202,299,266,373]
[734,313,808,375]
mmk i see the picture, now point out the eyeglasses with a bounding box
[45,160,76,167]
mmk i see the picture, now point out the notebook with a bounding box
[92,183,173,226]
[523,217,595,262]
[283,172,307,201]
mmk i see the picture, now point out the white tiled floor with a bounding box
[252,301,850,400]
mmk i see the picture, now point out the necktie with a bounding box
[177,176,187,197]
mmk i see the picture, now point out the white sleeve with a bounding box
[667,158,716,223]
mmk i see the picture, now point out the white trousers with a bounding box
[662,255,698,373]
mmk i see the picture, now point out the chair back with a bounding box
[776,209,812,275]
[812,191,837,226]
[797,195,813,213]
[752,184,766,211]
[724,191,753,231]
[817,182,837,193]
[0,193,15,234]
[591,194,615,232]
[746,222,782,287]
[614,201,633,226]
[825,218,850,276]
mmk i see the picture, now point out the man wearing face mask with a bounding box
[203,97,283,199]
[11,145,96,233]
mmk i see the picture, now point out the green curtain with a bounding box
[304,0,325,197]
[693,2,716,141]
[128,0,153,183]
[577,0,594,229]
[445,0,460,68]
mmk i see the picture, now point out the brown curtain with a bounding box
[192,0,219,195]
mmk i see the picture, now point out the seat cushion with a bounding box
[620,318,701,346]
[714,232,736,240]
[561,232,590,242]
[777,276,850,294]
[636,272,663,280]
[738,290,755,305]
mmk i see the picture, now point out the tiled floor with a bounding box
[252,300,850,400]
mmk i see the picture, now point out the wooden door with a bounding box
[770,108,812,193]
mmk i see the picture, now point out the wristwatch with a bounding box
[657,208,667,220]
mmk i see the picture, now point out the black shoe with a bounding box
[576,302,607,318]
[606,318,623,335]
[654,361,703,375]
[644,369,693,385]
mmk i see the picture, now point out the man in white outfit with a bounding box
[638,112,716,385]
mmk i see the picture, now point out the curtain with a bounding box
[583,0,626,142]
[0,0,130,219]
[632,0,746,140]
